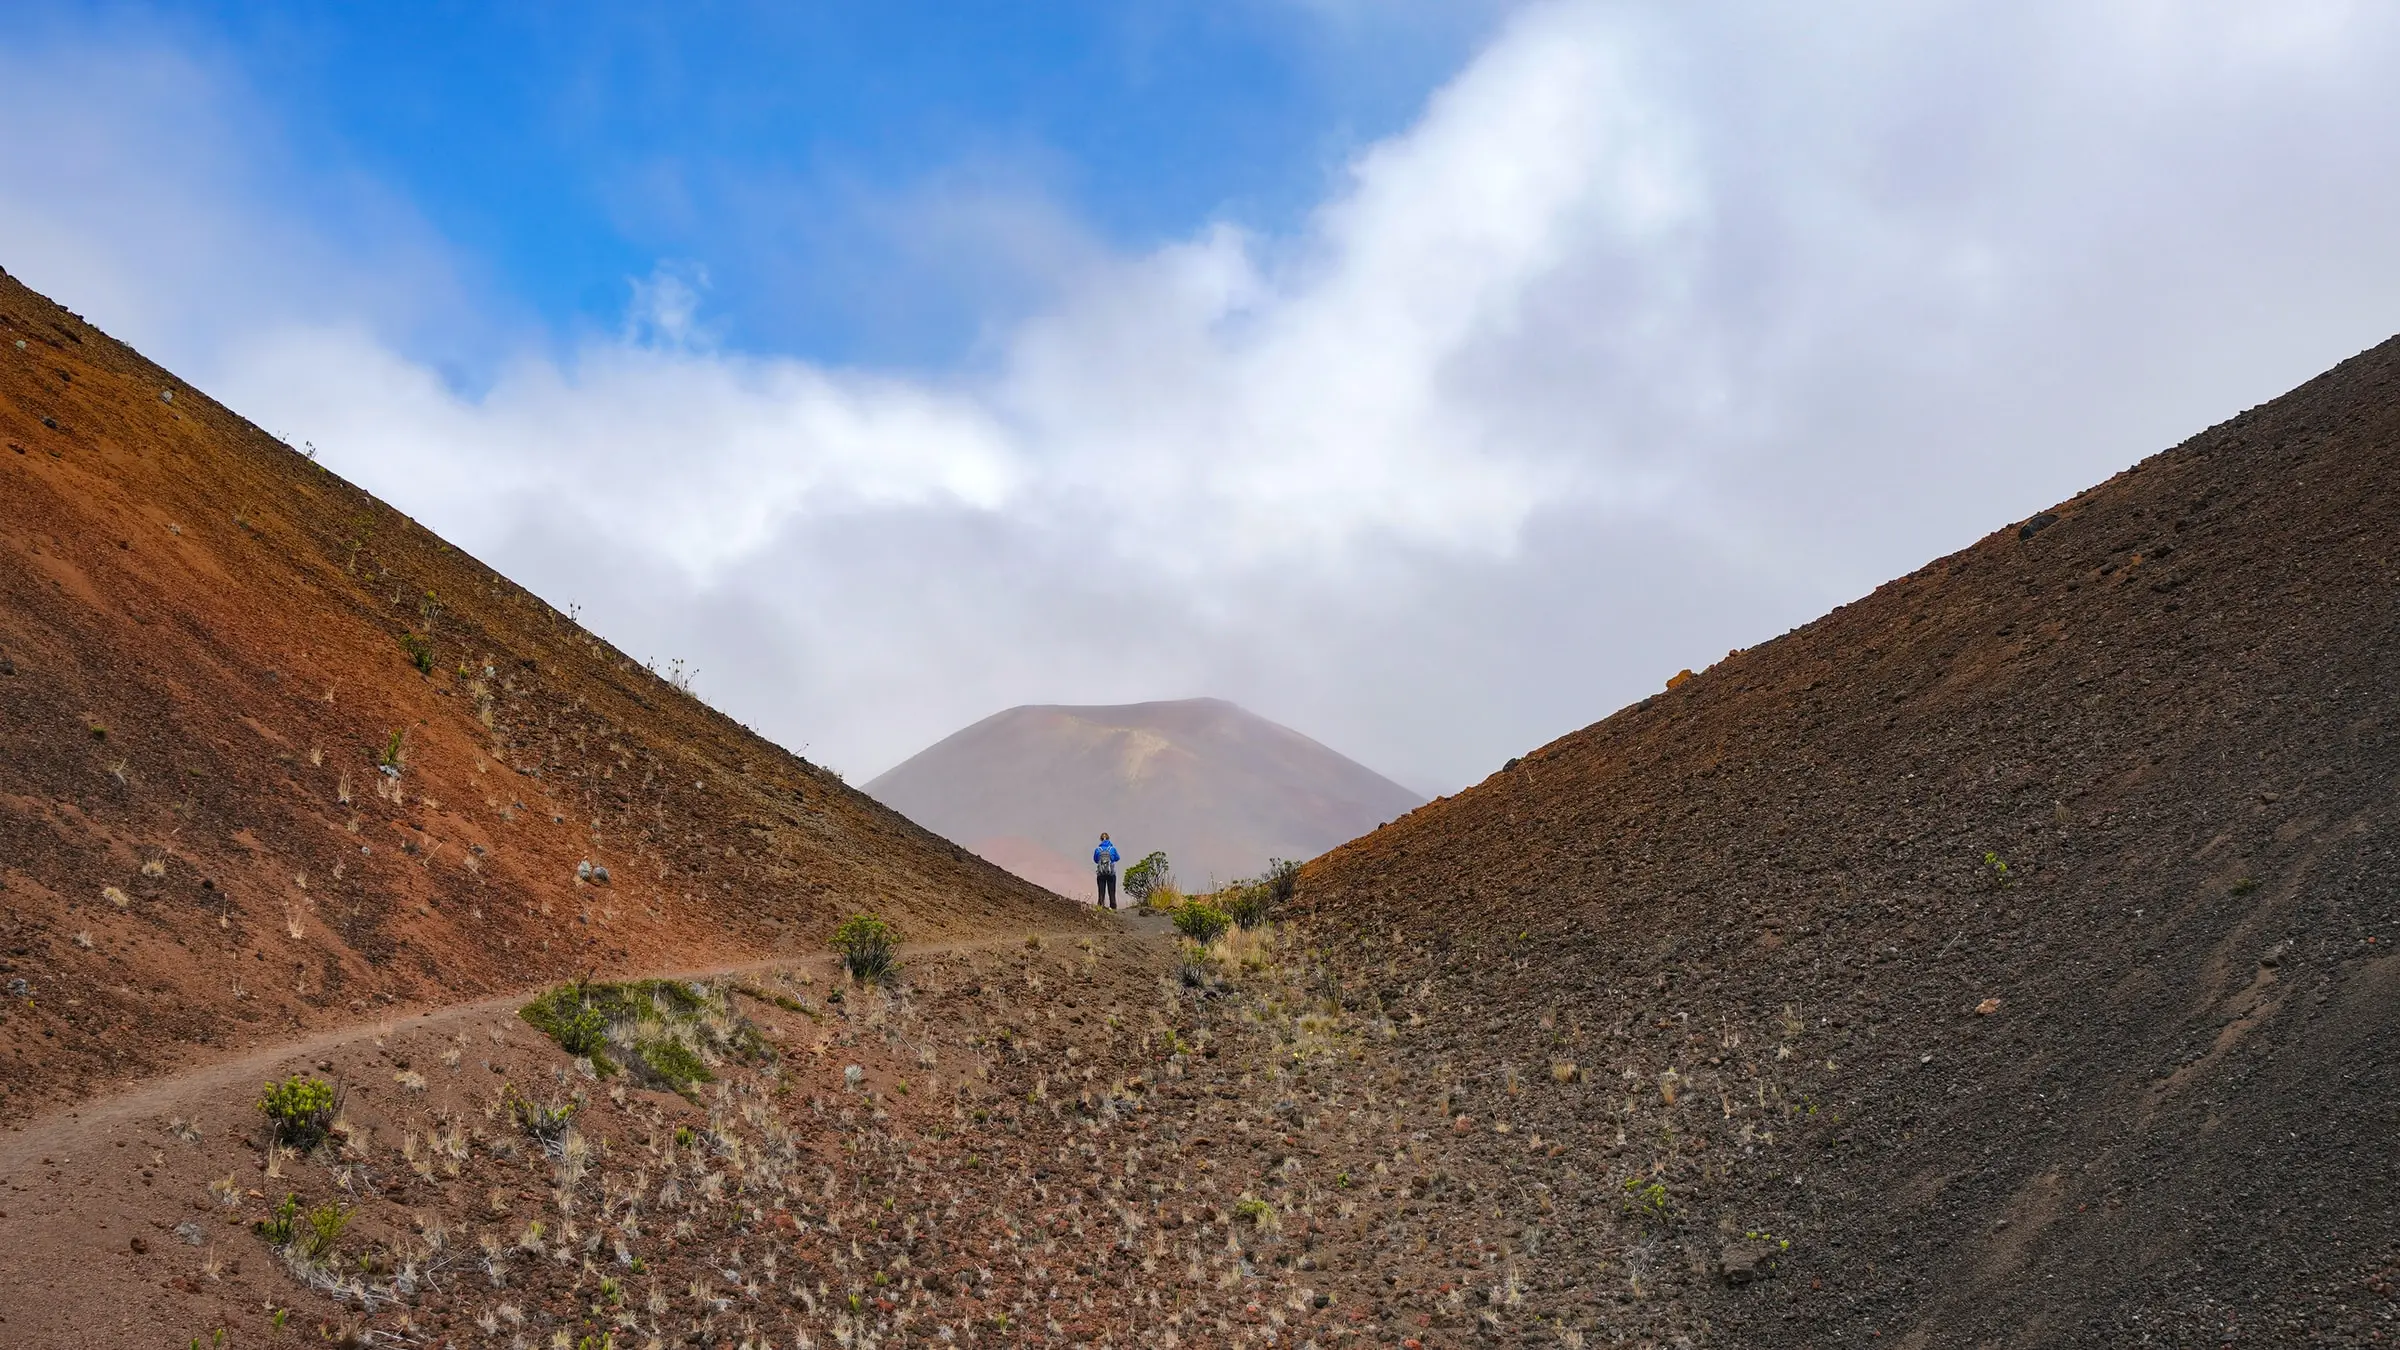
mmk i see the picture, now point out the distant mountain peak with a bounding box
[868,698,1421,900]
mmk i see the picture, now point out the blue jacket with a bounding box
[1093,840,1120,867]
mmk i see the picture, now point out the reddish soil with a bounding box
[0,266,1102,1124]
[1290,334,2400,1344]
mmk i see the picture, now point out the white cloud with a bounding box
[6,2,2400,793]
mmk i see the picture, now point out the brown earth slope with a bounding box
[1289,336,2400,1344]
[0,266,1099,1124]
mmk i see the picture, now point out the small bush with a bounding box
[1220,880,1272,931]
[503,1085,578,1144]
[257,1075,337,1149]
[398,632,434,675]
[1265,857,1300,906]
[833,913,899,983]
[1621,1176,1672,1226]
[299,1202,351,1260]
[255,1193,301,1245]
[1123,851,1173,905]
[638,1038,712,1089]
[1172,901,1231,945]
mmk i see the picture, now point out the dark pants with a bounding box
[1096,868,1117,908]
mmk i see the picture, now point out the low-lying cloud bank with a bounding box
[7,2,2400,791]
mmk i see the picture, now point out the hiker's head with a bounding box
[1099,832,1110,842]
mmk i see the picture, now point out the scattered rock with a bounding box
[1976,997,2003,1016]
[128,1236,147,1255]
[173,1221,204,1246]
[1720,1239,1782,1285]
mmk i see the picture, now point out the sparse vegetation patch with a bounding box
[519,978,769,1091]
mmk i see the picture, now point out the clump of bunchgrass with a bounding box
[1232,1195,1279,1231]
[501,1085,579,1154]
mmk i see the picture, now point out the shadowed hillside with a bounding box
[1290,335,2400,1343]
[0,267,1094,1122]
[869,697,1422,898]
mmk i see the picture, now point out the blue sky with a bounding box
[28,1,1491,367]
[5,3,2400,792]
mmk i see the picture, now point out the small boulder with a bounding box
[174,1221,205,1246]
[1719,1239,1782,1285]
[2018,511,2059,540]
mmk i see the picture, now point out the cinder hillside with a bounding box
[0,267,1094,1122]
[1291,334,2400,1343]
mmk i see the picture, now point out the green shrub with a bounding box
[256,1075,336,1149]
[1172,901,1231,945]
[502,1085,578,1144]
[635,1038,712,1090]
[1621,1176,1672,1226]
[1265,857,1300,906]
[1123,851,1173,905]
[1220,880,1272,931]
[521,984,620,1070]
[298,1202,351,1260]
[833,913,899,983]
[398,632,434,675]
[254,1193,348,1261]
[255,1193,302,1245]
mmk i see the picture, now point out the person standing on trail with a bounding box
[1093,833,1121,910]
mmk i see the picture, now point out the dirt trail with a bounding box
[0,920,1189,1348]
[1,927,1137,1170]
